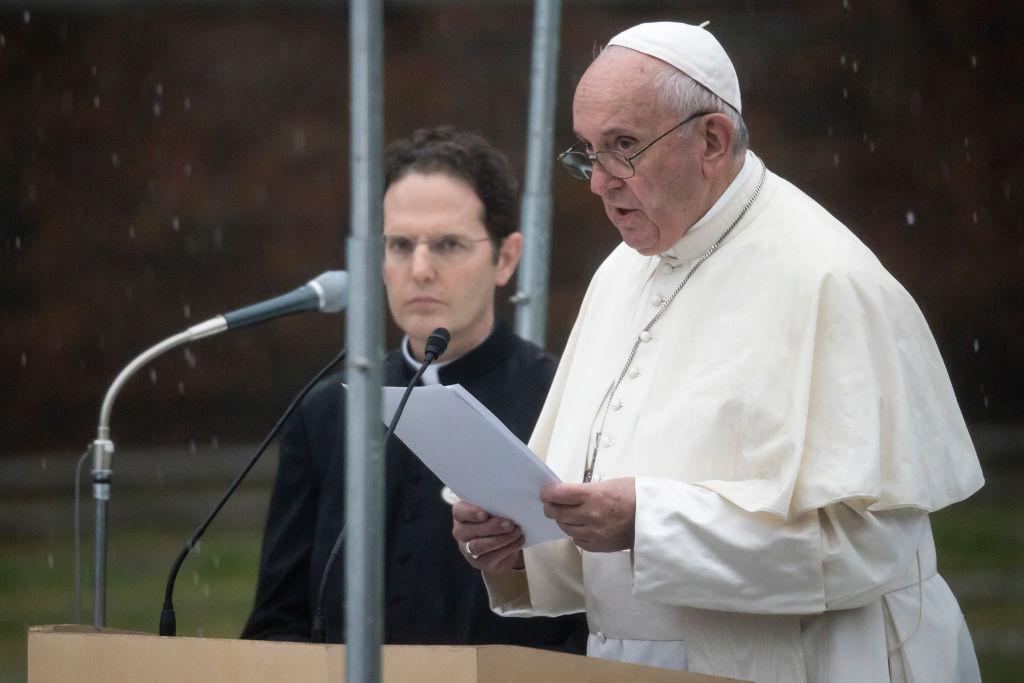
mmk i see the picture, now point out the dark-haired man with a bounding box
[242,127,586,650]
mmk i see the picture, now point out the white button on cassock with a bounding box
[599,434,612,447]
[628,366,641,378]
[611,398,623,411]
[651,293,664,306]
[639,330,652,343]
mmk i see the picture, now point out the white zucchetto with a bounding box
[608,21,742,114]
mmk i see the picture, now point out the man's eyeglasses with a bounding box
[382,234,493,263]
[557,110,711,181]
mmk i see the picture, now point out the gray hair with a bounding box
[601,45,749,156]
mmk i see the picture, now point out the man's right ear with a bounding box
[495,232,524,287]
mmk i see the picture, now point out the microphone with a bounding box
[81,270,348,628]
[222,270,349,331]
[159,346,349,637]
[309,327,451,642]
[423,328,451,361]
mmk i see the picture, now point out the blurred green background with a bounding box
[2,1,1021,681]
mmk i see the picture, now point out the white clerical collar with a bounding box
[660,150,759,263]
[401,335,457,384]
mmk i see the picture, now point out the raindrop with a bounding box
[197,627,205,637]
[842,0,850,9]
[153,101,161,117]
[842,87,848,100]
[90,64,98,77]
[970,55,977,68]
[972,211,978,224]
[48,554,54,569]
[20,351,27,366]
[172,216,180,231]
[213,555,220,569]
[189,439,197,454]
[192,570,199,585]
[14,235,21,250]
[111,153,120,166]
[184,347,197,368]
[177,380,186,395]
[184,163,192,177]
[150,368,158,384]
[840,54,846,67]
[40,457,47,471]
[93,95,100,109]
[183,96,192,110]
[905,210,916,226]
[183,303,191,319]
[833,153,840,166]
[202,583,210,598]
[1,34,6,47]
[23,10,30,24]
[211,436,219,450]
[292,128,307,153]
[963,136,970,149]
[195,540,202,554]
[852,60,859,74]
[27,183,37,204]
[155,83,163,97]
[983,395,989,408]
[973,339,980,353]
[128,226,136,239]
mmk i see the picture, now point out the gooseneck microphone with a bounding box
[309,327,451,643]
[159,347,349,637]
[222,270,349,330]
[79,270,347,629]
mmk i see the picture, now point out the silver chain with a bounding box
[583,163,768,483]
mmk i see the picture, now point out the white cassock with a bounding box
[484,152,984,682]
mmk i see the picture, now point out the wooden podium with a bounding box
[28,625,743,682]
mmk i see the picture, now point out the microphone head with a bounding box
[309,271,349,312]
[423,327,451,361]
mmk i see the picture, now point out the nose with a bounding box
[409,242,437,283]
[589,161,623,197]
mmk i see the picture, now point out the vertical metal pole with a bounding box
[90,437,113,627]
[345,0,385,681]
[513,0,562,347]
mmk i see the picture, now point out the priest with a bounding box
[452,21,984,682]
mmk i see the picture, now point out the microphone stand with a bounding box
[88,318,225,627]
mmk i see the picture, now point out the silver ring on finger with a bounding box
[465,541,480,560]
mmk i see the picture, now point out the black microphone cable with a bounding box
[158,346,348,637]
[310,327,450,643]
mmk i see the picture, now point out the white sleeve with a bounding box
[631,477,929,615]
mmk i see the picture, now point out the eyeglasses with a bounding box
[557,110,711,181]
[382,234,493,263]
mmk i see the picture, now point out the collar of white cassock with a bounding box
[660,150,762,265]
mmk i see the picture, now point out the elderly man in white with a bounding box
[452,21,983,683]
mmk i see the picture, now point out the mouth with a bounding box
[407,296,443,306]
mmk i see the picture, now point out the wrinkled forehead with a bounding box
[572,49,670,133]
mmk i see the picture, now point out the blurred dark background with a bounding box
[1,1,1021,680]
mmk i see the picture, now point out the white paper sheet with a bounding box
[382,384,565,547]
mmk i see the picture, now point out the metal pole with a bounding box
[90,438,112,627]
[513,0,562,347]
[345,0,385,681]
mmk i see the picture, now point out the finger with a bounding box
[453,501,492,523]
[540,482,588,505]
[475,537,526,573]
[465,527,523,558]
